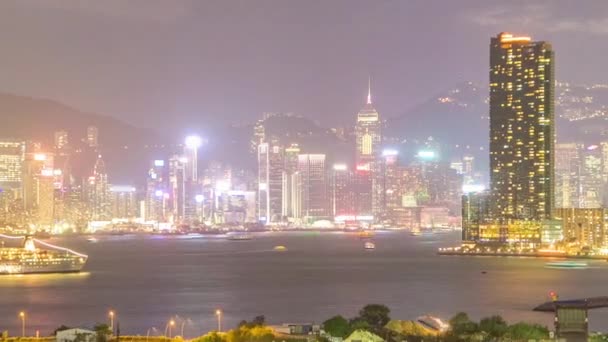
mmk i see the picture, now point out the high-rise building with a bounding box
[184,135,202,182]
[580,145,604,208]
[355,80,382,216]
[145,160,167,222]
[54,131,69,150]
[330,164,354,217]
[169,155,186,223]
[87,126,99,148]
[382,149,402,211]
[0,140,25,191]
[110,185,138,219]
[555,143,582,209]
[257,141,284,223]
[91,155,111,220]
[554,208,608,248]
[489,32,555,221]
[298,154,328,222]
[282,143,300,219]
[353,165,373,217]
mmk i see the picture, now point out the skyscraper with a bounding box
[257,141,284,223]
[489,32,555,221]
[54,131,69,150]
[282,143,300,219]
[355,80,382,217]
[145,160,167,222]
[298,154,328,222]
[169,155,186,223]
[91,155,111,221]
[330,164,354,218]
[87,126,99,148]
[0,139,25,190]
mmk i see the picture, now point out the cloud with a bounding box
[464,2,608,35]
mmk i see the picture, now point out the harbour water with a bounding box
[1,231,607,335]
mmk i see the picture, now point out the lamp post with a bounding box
[215,310,222,332]
[19,311,25,337]
[109,310,115,331]
[180,321,186,338]
[170,320,175,338]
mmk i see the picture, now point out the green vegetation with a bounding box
[442,312,549,342]
[44,305,566,342]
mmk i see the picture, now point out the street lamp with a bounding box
[108,310,115,331]
[215,309,222,332]
[169,320,175,338]
[19,311,25,337]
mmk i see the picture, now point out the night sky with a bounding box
[1,0,607,135]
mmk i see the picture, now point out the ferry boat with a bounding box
[364,242,375,250]
[0,235,88,275]
[545,261,588,269]
[227,233,252,241]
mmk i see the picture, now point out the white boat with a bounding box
[227,233,252,241]
[364,242,375,250]
[87,237,99,243]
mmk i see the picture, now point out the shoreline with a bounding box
[437,250,608,260]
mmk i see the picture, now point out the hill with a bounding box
[0,93,168,184]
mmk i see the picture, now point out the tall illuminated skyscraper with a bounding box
[282,143,300,219]
[489,32,555,221]
[257,141,283,223]
[355,79,382,216]
[298,154,328,221]
[169,155,186,223]
[0,140,25,190]
[91,155,111,220]
[184,135,202,182]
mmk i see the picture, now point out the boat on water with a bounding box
[545,261,588,269]
[0,235,88,275]
[86,237,99,243]
[364,242,375,250]
[357,231,374,239]
[227,233,252,241]
[273,245,287,251]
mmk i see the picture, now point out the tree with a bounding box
[446,312,479,341]
[192,332,226,342]
[237,315,266,329]
[93,323,112,342]
[504,322,549,340]
[478,315,508,339]
[322,315,350,338]
[357,304,391,332]
[251,315,266,327]
[348,318,371,334]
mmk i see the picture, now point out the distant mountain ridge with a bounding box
[0,93,161,147]
[0,93,168,184]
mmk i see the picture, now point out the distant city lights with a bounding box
[462,184,486,193]
[417,150,436,159]
[185,135,203,149]
[382,149,399,157]
[333,164,348,171]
